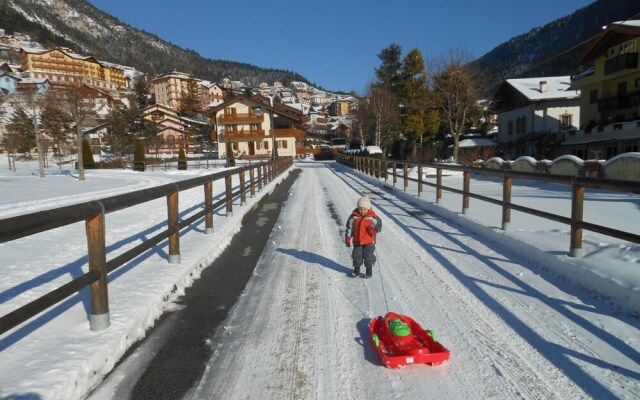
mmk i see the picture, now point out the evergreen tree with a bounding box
[82,137,96,169]
[179,79,201,118]
[5,107,35,154]
[178,146,187,170]
[133,76,153,109]
[226,140,236,167]
[375,43,403,96]
[398,48,430,159]
[105,107,133,157]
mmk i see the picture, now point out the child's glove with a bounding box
[345,235,352,247]
[366,225,376,236]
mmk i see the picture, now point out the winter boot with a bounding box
[351,267,360,277]
[365,266,373,278]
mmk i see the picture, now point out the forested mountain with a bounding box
[0,0,310,87]
[474,0,640,90]
[1,0,640,92]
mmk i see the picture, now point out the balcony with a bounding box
[597,91,640,113]
[219,128,305,142]
[219,112,264,124]
[604,52,638,75]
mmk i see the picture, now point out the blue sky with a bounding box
[87,0,595,94]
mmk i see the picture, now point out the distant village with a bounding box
[0,28,357,163]
[0,19,639,165]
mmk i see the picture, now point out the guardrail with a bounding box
[0,157,292,335]
[338,154,639,258]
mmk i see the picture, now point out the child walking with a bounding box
[345,196,382,278]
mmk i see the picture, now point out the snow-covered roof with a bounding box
[449,138,497,148]
[505,76,579,101]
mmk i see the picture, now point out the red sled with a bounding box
[369,312,450,368]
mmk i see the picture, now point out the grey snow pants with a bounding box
[351,244,376,269]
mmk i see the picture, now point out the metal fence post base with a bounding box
[205,227,214,235]
[169,254,181,264]
[462,208,469,215]
[501,222,511,231]
[90,312,110,331]
[226,211,233,217]
[569,248,583,258]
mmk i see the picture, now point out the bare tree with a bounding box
[367,84,400,155]
[8,88,48,177]
[59,86,111,181]
[431,48,482,161]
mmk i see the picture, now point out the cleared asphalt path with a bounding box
[88,169,301,400]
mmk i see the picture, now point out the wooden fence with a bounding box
[338,154,639,258]
[0,157,292,335]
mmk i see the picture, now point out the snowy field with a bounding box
[0,156,639,399]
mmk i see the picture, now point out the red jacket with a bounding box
[346,208,382,246]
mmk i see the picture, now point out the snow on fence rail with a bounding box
[338,153,640,258]
[0,158,292,335]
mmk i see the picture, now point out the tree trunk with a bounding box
[76,118,85,181]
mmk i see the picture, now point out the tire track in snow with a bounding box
[340,171,590,399]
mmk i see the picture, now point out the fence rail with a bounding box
[338,154,640,258]
[0,157,292,335]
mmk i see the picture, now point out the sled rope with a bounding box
[376,247,390,314]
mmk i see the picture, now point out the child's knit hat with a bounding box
[357,196,371,210]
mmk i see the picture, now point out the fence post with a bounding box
[462,170,470,214]
[403,163,409,191]
[167,190,180,263]
[393,162,397,187]
[225,175,233,217]
[258,165,263,191]
[250,166,256,198]
[384,160,388,183]
[436,167,442,204]
[240,170,246,206]
[418,165,423,196]
[570,181,585,258]
[86,207,109,331]
[502,175,512,230]
[204,180,214,234]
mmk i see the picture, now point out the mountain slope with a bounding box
[0,0,310,86]
[474,0,640,90]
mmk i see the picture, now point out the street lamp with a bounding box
[254,95,276,160]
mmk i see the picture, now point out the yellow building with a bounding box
[19,47,127,91]
[149,71,202,110]
[569,20,640,159]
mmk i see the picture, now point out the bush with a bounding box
[178,147,187,170]
[133,138,146,171]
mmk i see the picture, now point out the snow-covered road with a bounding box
[188,162,639,400]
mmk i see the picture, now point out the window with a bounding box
[574,149,585,159]
[264,141,269,150]
[508,121,513,135]
[280,140,288,149]
[560,113,572,129]
[624,145,638,152]
[636,78,640,88]
[606,146,618,159]
[590,90,598,104]
[617,81,627,96]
